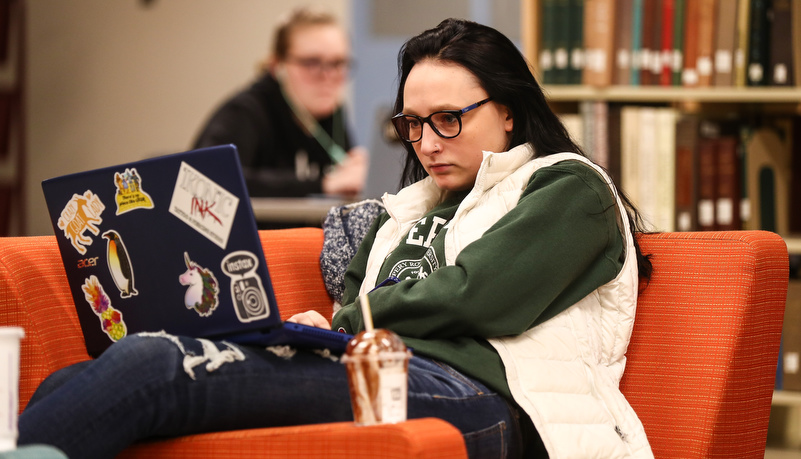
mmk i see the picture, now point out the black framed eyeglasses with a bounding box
[286,55,353,76]
[391,97,493,143]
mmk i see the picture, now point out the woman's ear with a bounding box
[503,106,513,133]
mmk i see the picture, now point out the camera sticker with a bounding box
[102,230,138,298]
[169,161,239,250]
[221,251,270,323]
[57,190,105,255]
[114,168,154,215]
[82,275,127,342]
[179,252,220,317]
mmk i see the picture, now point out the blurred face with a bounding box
[278,24,350,118]
[401,60,513,191]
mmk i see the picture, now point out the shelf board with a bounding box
[786,237,801,256]
[774,390,801,406]
[542,85,801,103]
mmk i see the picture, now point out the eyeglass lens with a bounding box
[394,113,461,142]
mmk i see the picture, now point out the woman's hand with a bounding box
[286,310,331,329]
[322,147,368,197]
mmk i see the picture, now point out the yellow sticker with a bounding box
[114,168,154,215]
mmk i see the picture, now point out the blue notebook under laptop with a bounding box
[42,145,353,357]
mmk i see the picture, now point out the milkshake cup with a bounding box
[0,327,24,452]
[342,329,410,425]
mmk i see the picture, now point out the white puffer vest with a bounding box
[360,144,653,458]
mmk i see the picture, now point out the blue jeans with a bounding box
[18,333,523,459]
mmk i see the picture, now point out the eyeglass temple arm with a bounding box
[460,97,492,114]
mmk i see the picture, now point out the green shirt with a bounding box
[332,160,624,399]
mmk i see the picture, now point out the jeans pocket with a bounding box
[463,420,507,459]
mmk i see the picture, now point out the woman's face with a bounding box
[402,60,513,192]
[278,24,350,118]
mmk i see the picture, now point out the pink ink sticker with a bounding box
[114,168,154,215]
[57,190,106,255]
[168,162,239,249]
[81,275,127,342]
[179,252,220,317]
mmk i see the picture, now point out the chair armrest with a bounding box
[118,418,468,459]
[0,236,91,411]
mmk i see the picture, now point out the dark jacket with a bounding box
[193,74,353,197]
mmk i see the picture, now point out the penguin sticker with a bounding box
[102,230,138,298]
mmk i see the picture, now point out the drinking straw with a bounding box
[359,293,374,332]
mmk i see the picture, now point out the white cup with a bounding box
[0,327,24,452]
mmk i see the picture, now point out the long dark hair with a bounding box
[393,18,652,279]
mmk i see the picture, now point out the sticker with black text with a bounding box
[168,162,238,249]
[221,251,270,323]
[114,168,154,215]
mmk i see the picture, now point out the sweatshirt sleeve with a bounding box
[333,161,624,339]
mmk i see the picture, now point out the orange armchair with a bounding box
[0,229,788,458]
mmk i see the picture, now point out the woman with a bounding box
[193,7,367,198]
[19,19,653,458]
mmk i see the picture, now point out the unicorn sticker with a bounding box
[179,252,219,317]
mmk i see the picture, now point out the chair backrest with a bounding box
[622,231,788,458]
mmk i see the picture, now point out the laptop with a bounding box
[42,145,354,357]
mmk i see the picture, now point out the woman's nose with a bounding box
[418,123,440,156]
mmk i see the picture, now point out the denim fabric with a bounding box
[19,333,521,459]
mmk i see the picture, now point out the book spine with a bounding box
[654,108,678,231]
[712,0,738,86]
[614,0,634,85]
[793,0,801,87]
[568,0,586,84]
[593,101,610,170]
[640,0,657,85]
[671,0,687,85]
[715,136,742,230]
[631,0,644,85]
[747,0,770,86]
[734,0,752,86]
[696,0,717,86]
[682,0,701,86]
[697,136,718,230]
[674,115,700,231]
[553,0,571,84]
[660,0,676,86]
[583,0,617,87]
[769,0,794,85]
[539,0,557,84]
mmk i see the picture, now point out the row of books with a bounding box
[560,102,801,234]
[537,0,799,87]
[777,278,801,391]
